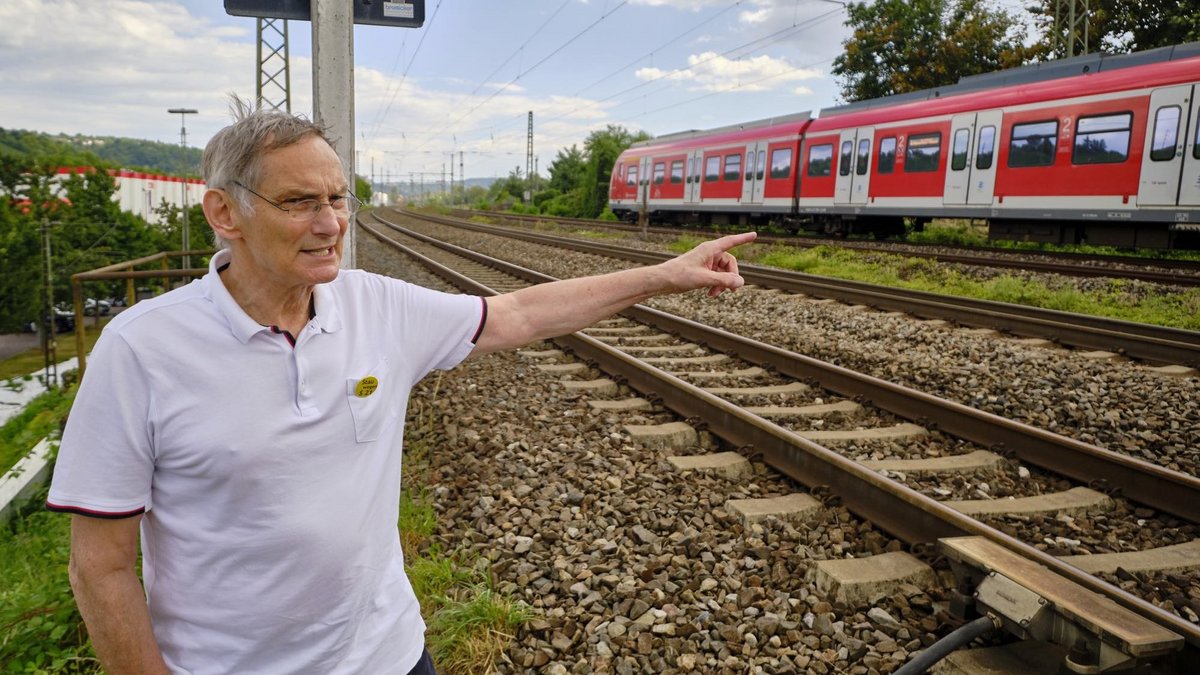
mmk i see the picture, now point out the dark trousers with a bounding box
[405,649,437,675]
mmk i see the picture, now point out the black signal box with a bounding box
[224,1,424,28]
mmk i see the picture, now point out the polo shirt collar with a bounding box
[203,249,343,344]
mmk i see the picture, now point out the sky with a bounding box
[0,0,1019,184]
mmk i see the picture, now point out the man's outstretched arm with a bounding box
[472,231,755,356]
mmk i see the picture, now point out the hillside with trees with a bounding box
[0,128,202,176]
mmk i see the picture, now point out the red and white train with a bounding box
[609,43,1200,249]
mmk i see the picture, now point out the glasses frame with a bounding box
[231,180,361,221]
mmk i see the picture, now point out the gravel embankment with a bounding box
[357,225,1200,671]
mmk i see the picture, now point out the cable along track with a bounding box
[362,211,1200,670]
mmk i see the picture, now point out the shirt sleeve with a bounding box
[385,279,486,385]
[47,330,155,518]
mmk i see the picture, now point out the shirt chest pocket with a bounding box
[345,358,398,443]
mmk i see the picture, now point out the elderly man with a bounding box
[46,102,755,674]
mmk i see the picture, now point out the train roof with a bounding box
[808,42,1200,131]
[619,42,1200,158]
[821,41,1200,118]
[625,111,812,155]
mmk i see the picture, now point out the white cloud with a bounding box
[0,0,255,144]
[634,51,820,93]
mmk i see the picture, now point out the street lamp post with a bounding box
[168,108,198,269]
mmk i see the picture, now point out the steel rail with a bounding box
[361,210,1200,660]
[405,207,1200,366]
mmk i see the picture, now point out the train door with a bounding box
[684,150,704,205]
[943,114,976,205]
[968,110,1002,206]
[637,156,653,207]
[1180,87,1200,207]
[849,128,874,205]
[1138,85,1196,206]
[742,142,768,205]
[834,129,857,205]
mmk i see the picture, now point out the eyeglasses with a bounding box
[232,181,361,221]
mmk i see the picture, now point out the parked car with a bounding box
[83,298,111,316]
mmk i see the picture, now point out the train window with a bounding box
[951,128,970,171]
[839,140,853,176]
[626,165,638,186]
[744,151,756,181]
[771,149,792,179]
[976,126,996,170]
[653,163,666,185]
[807,144,833,177]
[856,139,870,176]
[905,132,942,172]
[1195,111,1200,159]
[724,154,742,181]
[1008,121,1058,167]
[878,137,896,174]
[1073,112,1132,165]
[1150,106,1181,161]
[670,161,684,184]
[757,150,766,180]
[705,156,721,182]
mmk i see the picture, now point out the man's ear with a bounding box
[203,188,244,242]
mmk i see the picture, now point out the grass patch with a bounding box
[569,229,626,240]
[743,244,1200,331]
[425,581,529,675]
[0,319,111,382]
[667,235,710,255]
[0,488,101,673]
[911,219,1200,261]
[0,385,76,475]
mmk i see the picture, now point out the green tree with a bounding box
[0,198,40,332]
[581,125,649,218]
[485,167,528,207]
[832,0,1030,102]
[547,145,586,194]
[355,175,372,206]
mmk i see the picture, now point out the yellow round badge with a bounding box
[355,376,379,398]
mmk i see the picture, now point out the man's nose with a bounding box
[310,206,342,236]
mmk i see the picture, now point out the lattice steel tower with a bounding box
[526,111,534,187]
[1054,0,1090,58]
[257,18,292,112]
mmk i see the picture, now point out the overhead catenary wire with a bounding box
[385,2,847,179]
[366,0,445,144]
[423,5,843,159]
[400,1,630,158]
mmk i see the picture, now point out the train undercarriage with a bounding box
[619,206,1200,250]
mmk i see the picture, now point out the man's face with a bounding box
[235,135,348,289]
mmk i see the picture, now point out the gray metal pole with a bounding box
[168,108,197,269]
[312,0,356,269]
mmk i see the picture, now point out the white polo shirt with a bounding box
[48,249,486,674]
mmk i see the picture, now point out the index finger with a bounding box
[713,231,757,251]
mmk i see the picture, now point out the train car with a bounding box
[612,42,1200,249]
[609,112,812,226]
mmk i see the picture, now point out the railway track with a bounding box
[452,208,1200,288]
[425,207,1200,368]
[361,209,1200,672]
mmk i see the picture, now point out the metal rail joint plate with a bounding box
[940,536,1183,673]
